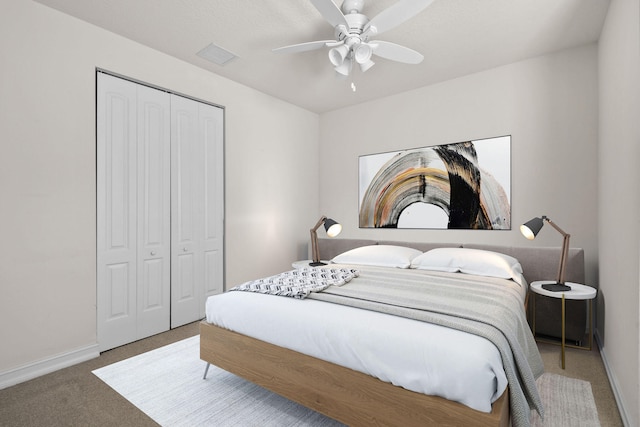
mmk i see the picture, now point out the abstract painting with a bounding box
[359,136,511,229]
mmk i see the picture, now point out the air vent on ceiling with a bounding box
[197,43,237,66]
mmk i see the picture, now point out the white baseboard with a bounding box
[0,344,99,390]
[595,330,632,427]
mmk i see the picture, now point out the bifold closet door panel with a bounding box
[170,95,200,328]
[97,73,171,351]
[170,95,224,327]
[199,101,224,319]
[136,84,171,339]
[97,74,140,351]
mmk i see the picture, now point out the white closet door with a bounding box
[98,73,224,345]
[97,73,171,351]
[136,84,171,338]
[171,95,224,327]
[171,95,200,327]
[199,102,225,318]
[97,74,139,351]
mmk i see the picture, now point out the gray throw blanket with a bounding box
[308,266,544,427]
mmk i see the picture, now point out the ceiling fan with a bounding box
[273,0,435,77]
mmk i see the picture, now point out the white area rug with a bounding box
[532,371,600,427]
[93,336,342,426]
[93,336,600,427]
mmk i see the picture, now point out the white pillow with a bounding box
[410,248,524,281]
[332,245,423,269]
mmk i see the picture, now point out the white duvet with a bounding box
[205,270,516,412]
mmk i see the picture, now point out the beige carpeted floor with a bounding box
[0,322,624,426]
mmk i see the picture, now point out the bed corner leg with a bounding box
[203,362,211,379]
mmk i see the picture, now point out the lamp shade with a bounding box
[520,217,544,240]
[324,218,342,237]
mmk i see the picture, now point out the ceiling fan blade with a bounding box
[272,40,336,54]
[364,0,435,36]
[371,41,424,64]
[310,0,348,28]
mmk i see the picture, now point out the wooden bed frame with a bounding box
[200,240,586,426]
[200,321,509,426]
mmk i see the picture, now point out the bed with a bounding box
[200,239,585,427]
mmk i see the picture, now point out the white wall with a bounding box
[0,0,319,379]
[598,0,640,425]
[320,44,599,287]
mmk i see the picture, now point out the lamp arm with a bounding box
[558,234,570,285]
[310,216,327,264]
[543,216,569,237]
[543,216,570,284]
[311,215,328,233]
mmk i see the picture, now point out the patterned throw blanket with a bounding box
[231,267,359,299]
[308,266,544,427]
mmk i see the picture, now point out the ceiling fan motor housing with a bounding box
[334,13,369,40]
[341,0,365,15]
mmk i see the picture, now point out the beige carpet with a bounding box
[93,336,600,427]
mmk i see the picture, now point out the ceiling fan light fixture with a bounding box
[334,58,352,76]
[353,43,372,64]
[359,59,375,72]
[329,45,349,66]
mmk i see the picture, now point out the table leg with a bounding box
[561,293,566,369]
[532,292,536,336]
[589,299,593,350]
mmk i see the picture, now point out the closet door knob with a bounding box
[183,247,188,252]
[150,251,156,256]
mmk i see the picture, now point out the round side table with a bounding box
[529,281,596,369]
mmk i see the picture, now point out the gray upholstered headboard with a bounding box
[315,238,587,342]
[316,238,585,285]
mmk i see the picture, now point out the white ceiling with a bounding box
[35,0,610,113]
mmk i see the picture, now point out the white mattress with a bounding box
[205,271,514,412]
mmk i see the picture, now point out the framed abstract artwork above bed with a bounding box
[359,135,511,230]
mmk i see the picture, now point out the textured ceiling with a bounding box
[34,0,610,113]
